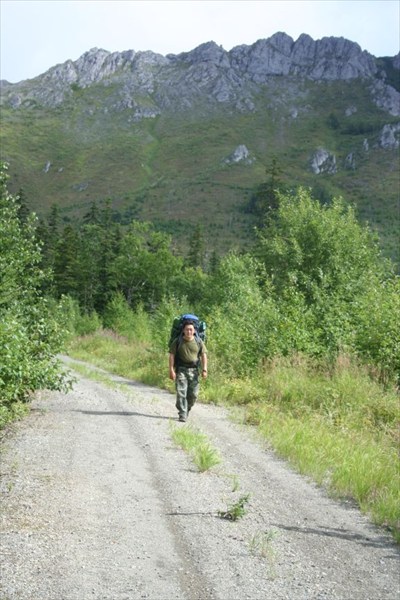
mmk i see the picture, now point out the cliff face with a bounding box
[1,32,399,115]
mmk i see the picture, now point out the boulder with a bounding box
[310,148,337,174]
[224,145,255,165]
[378,123,400,149]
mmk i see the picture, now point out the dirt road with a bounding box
[1,358,399,600]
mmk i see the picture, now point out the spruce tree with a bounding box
[187,224,206,269]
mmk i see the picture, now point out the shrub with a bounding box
[0,163,71,415]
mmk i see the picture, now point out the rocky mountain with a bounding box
[2,33,399,114]
[1,32,399,262]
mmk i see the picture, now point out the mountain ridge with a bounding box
[1,32,399,112]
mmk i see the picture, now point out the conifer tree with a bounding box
[16,187,30,225]
[39,204,61,276]
[187,224,206,269]
[54,225,79,298]
[249,157,283,222]
[77,224,104,312]
[83,200,100,225]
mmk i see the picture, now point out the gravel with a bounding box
[1,357,399,600]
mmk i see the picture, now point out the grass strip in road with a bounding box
[170,423,222,473]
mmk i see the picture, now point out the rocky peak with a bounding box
[41,46,168,90]
[1,32,398,114]
[174,41,230,68]
[392,53,400,70]
[230,33,377,82]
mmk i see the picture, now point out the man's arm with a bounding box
[200,348,208,379]
[169,352,176,381]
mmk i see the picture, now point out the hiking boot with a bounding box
[178,414,186,422]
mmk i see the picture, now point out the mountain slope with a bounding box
[1,33,399,262]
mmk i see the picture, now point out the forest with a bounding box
[1,160,399,539]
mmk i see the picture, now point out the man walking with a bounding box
[169,320,208,422]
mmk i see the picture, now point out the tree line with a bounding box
[1,160,399,422]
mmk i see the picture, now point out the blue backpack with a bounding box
[168,313,207,350]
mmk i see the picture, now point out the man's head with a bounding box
[182,322,195,340]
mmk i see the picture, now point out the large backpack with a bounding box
[168,313,207,356]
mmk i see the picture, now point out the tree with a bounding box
[0,163,69,409]
[187,224,206,269]
[248,157,284,221]
[76,224,104,312]
[109,221,183,309]
[37,203,61,281]
[83,200,100,225]
[256,188,386,300]
[255,187,395,359]
[16,187,30,225]
[208,250,220,274]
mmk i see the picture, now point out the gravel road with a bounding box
[1,357,399,600]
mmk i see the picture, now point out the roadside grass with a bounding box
[170,423,221,473]
[0,402,30,430]
[67,331,168,387]
[66,331,400,542]
[65,362,118,390]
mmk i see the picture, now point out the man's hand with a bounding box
[169,368,176,381]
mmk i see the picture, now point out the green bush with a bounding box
[103,292,137,338]
[353,277,400,383]
[0,163,70,416]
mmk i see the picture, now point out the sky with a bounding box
[1,0,399,83]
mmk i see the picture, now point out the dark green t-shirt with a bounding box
[169,337,206,366]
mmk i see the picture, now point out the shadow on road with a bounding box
[274,523,399,555]
[73,409,172,420]
[167,511,218,518]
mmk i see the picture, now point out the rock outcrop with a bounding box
[310,148,337,174]
[1,32,398,116]
[378,123,400,149]
[224,145,255,165]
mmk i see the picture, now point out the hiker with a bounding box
[169,320,208,422]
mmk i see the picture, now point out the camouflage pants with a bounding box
[175,367,199,417]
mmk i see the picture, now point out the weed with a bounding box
[193,443,221,473]
[228,473,240,492]
[218,493,251,521]
[249,529,278,559]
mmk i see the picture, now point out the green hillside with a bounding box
[1,77,399,264]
